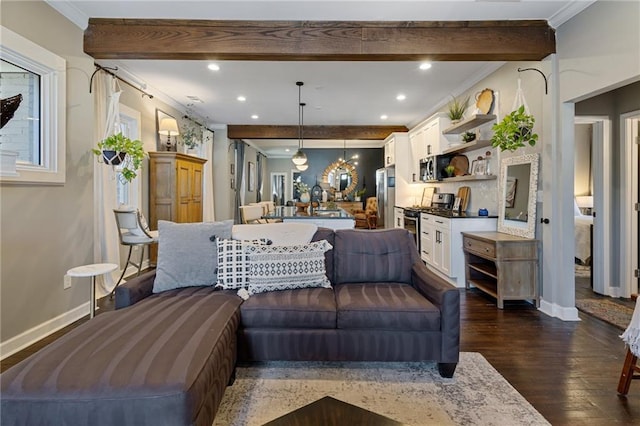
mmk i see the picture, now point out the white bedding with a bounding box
[575,215,593,264]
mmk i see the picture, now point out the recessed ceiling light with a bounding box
[380,114,388,120]
[285,148,290,152]
[251,114,259,120]
[237,95,246,102]
[207,63,220,71]
[396,94,406,101]
[419,62,432,70]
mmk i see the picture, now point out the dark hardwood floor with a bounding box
[2,286,639,425]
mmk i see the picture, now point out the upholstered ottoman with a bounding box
[0,288,242,426]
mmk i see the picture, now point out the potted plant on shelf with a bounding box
[444,165,456,178]
[447,94,470,124]
[490,105,539,152]
[92,132,146,182]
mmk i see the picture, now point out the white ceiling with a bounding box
[46,0,594,156]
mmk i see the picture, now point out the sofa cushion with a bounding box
[153,219,233,293]
[215,238,272,290]
[333,229,419,285]
[240,287,337,329]
[335,283,441,331]
[0,288,242,426]
[311,227,335,284]
[245,240,332,297]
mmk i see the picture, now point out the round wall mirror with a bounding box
[322,161,359,197]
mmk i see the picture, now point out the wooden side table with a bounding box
[67,263,118,318]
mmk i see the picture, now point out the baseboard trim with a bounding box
[539,299,581,321]
[0,301,90,360]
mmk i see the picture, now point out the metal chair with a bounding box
[112,208,158,296]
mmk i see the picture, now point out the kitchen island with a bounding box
[264,206,355,230]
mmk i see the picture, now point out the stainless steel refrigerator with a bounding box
[376,167,395,228]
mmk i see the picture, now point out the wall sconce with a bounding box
[158,117,179,151]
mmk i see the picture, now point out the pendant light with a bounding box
[295,102,309,171]
[338,139,358,166]
[291,81,308,166]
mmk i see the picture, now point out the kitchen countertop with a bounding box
[264,206,354,220]
[398,206,497,219]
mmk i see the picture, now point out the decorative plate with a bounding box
[475,88,495,114]
[449,155,470,176]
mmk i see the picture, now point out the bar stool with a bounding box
[618,294,640,395]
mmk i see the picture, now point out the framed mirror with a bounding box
[321,160,359,198]
[497,153,539,239]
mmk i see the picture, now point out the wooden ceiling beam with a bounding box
[84,19,555,61]
[227,125,408,140]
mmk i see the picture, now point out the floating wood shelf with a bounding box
[442,139,494,155]
[442,174,497,182]
[442,114,497,135]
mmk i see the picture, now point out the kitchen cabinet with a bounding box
[149,152,207,260]
[423,114,451,155]
[420,214,451,276]
[462,231,539,308]
[384,137,395,166]
[408,125,425,182]
[394,207,405,229]
[420,213,497,287]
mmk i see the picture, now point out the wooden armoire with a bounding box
[149,152,207,261]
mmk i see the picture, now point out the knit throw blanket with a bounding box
[621,297,640,356]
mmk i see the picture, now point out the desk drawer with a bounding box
[463,236,496,258]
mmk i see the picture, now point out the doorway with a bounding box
[621,111,640,296]
[270,172,287,206]
[574,117,611,297]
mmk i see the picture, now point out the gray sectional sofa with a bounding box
[1,228,460,426]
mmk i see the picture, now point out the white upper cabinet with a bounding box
[423,113,452,155]
[384,136,396,166]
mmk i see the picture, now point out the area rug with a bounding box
[213,352,549,425]
[576,298,634,330]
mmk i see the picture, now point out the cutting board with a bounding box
[457,186,471,212]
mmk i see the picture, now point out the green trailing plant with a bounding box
[490,105,539,152]
[447,95,470,121]
[92,132,146,182]
[355,188,366,198]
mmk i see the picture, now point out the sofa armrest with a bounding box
[411,261,460,362]
[114,270,156,309]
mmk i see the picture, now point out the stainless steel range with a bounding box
[403,193,455,250]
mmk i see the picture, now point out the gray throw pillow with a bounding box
[153,219,233,293]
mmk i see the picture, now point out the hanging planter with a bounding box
[92,132,146,182]
[490,105,538,151]
[490,79,539,152]
[101,150,127,166]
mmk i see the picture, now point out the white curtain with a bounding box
[93,73,122,297]
[202,128,215,221]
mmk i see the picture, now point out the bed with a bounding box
[574,199,593,265]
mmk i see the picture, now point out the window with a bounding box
[0,26,66,184]
[116,104,141,208]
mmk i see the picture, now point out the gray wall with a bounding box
[1,1,95,343]
[574,124,592,196]
[575,80,640,287]
[0,1,202,347]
